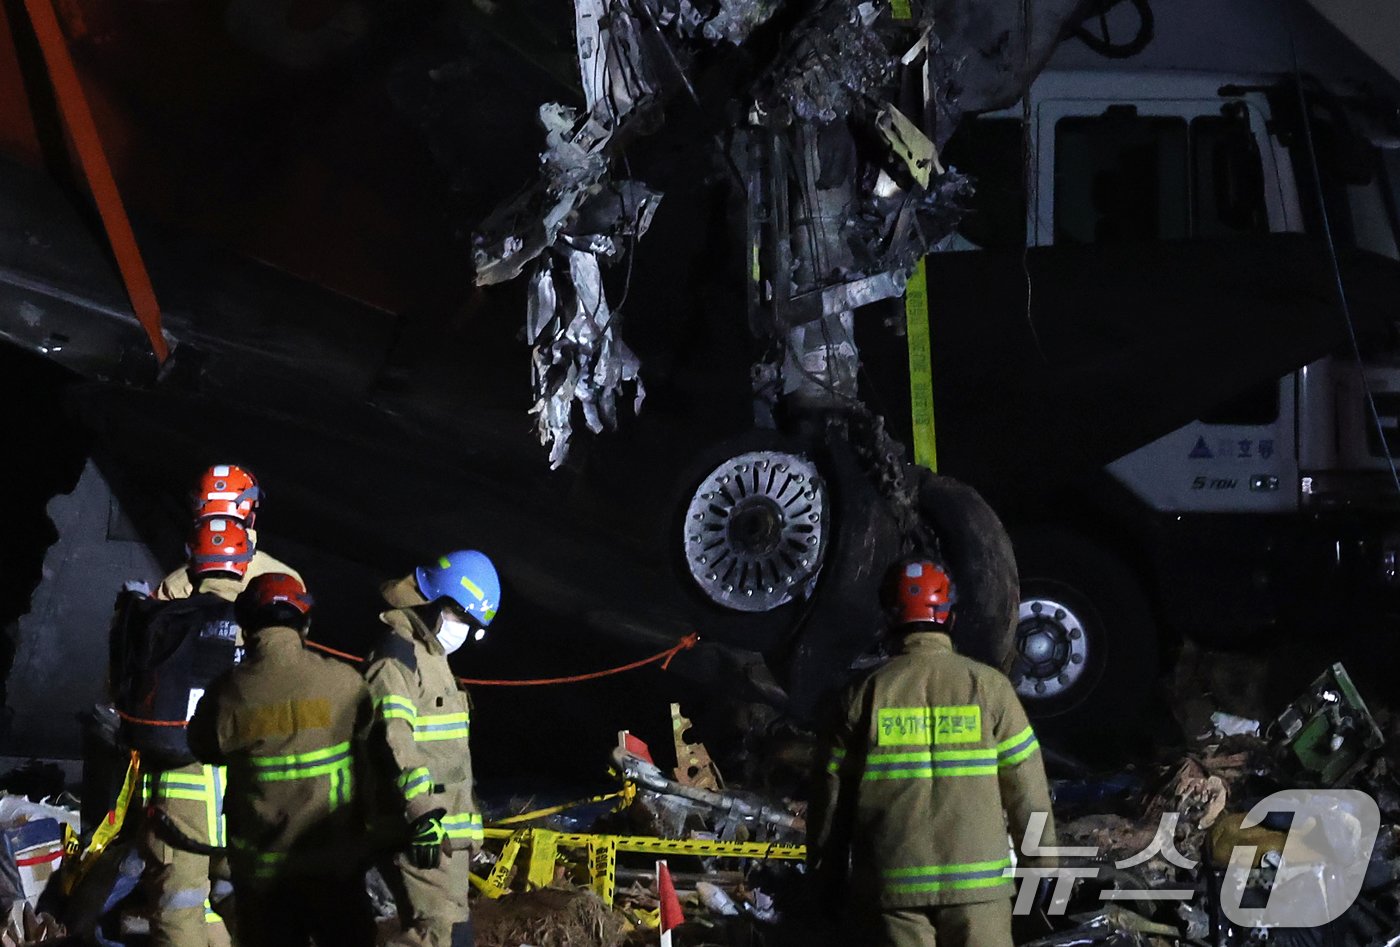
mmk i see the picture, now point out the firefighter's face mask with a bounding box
[436,615,473,654]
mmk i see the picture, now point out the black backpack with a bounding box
[109,590,239,766]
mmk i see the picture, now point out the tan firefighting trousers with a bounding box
[873,898,1014,947]
[140,828,231,947]
[385,846,472,947]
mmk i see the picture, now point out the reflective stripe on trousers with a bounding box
[142,765,228,847]
[231,838,289,882]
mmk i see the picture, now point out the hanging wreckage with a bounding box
[0,0,1105,760]
[459,0,1100,707]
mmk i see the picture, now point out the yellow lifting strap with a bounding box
[904,258,938,471]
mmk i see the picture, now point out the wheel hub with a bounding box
[1012,596,1090,699]
[683,451,828,613]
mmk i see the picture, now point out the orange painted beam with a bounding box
[19,0,169,363]
[0,9,41,166]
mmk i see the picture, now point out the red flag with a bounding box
[657,859,684,934]
[620,730,655,764]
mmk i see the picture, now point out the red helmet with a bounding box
[187,518,254,577]
[884,559,956,625]
[242,573,313,616]
[194,464,260,523]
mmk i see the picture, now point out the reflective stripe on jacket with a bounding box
[808,631,1056,909]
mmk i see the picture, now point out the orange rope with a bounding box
[114,707,187,728]
[305,633,701,687]
[458,633,701,686]
[113,636,703,729]
[305,641,363,663]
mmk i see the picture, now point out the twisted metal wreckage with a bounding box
[471,0,1089,470]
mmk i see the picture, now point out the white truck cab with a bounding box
[937,68,1400,734]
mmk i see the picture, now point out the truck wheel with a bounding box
[1012,531,1159,738]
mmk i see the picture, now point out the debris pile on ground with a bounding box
[470,708,808,945]
[1041,660,1400,946]
[0,903,64,947]
[0,793,77,946]
[475,888,628,947]
[5,656,1400,946]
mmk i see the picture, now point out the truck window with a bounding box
[1198,378,1280,426]
[1191,112,1269,238]
[1054,112,1189,244]
[941,117,1026,251]
[1052,108,1271,245]
[1346,156,1400,261]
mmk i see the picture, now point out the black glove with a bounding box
[407,809,447,870]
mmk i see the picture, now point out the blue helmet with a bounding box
[415,550,500,627]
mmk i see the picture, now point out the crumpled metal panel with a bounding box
[481,0,1088,467]
[755,0,892,125]
[527,247,648,468]
[526,178,659,466]
[472,104,614,288]
[930,0,1093,132]
[700,0,783,44]
[473,0,666,289]
[875,103,939,187]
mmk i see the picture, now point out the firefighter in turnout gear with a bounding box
[188,574,376,947]
[364,549,499,947]
[135,518,255,947]
[156,464,301,601]
[808,560,1056,947]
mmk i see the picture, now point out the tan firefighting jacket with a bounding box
[187,625,372,881]
[140,574,244,848]
[362,578,483,849]
[808,631,1056,910]
[155,542,302,602]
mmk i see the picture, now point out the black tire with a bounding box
[916,470,1018,673]
[1012,530,1159,741]
[775,465,1018,721]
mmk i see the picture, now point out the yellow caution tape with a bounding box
[62,750,141,893]
[474,826,806,908]
[90,751,141,854]
[904,258,938,470]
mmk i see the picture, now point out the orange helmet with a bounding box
[188,518,254,577]
[241,573,313,616]
[884,559,956,625]
[194,464,260,523]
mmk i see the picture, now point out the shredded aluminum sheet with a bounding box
[527,248,647,468]
[475,0,787,464]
